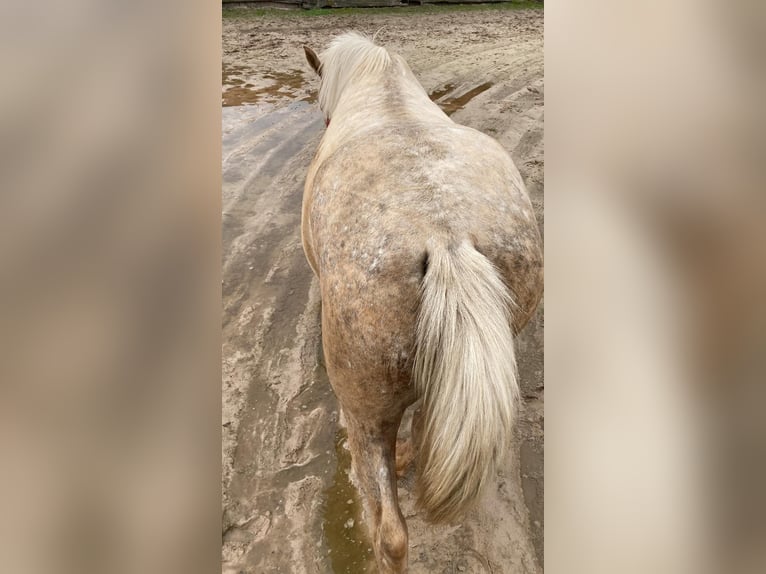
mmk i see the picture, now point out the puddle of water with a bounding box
[429,82,457,102]
[430,82,494,116]
[321,428,375,574]
[222,64,316,107]
[312,337,374,573]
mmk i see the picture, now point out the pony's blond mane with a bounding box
[318,32,393,119]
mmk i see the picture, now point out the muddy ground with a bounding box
[222,6,543,573]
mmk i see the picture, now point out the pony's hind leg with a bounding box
[395,407,423,478]
[345,412,408,573]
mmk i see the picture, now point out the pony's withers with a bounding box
[303,32,543,573]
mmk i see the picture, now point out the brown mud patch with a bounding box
[430,82,495,116]
[223,64,316,107]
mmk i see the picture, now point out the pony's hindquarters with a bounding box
[413,239,518,523]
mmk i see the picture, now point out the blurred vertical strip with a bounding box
[0,1,221,574]
[546,1,765,573]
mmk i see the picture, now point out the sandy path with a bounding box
[222,7,543,573]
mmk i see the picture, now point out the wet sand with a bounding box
[222,7,543,573]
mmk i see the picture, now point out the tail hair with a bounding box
[413,239,518,523]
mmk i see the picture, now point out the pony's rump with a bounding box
[413,239,518,523]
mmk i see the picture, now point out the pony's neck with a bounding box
[328,55,446,129]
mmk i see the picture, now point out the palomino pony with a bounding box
[302,33,543,573]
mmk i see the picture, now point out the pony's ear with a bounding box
[304,46,322,77]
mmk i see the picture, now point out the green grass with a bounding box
[223,2,542,19]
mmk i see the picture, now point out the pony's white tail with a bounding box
[413,239,518,523]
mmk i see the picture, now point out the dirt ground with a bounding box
[222,6,543,573]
